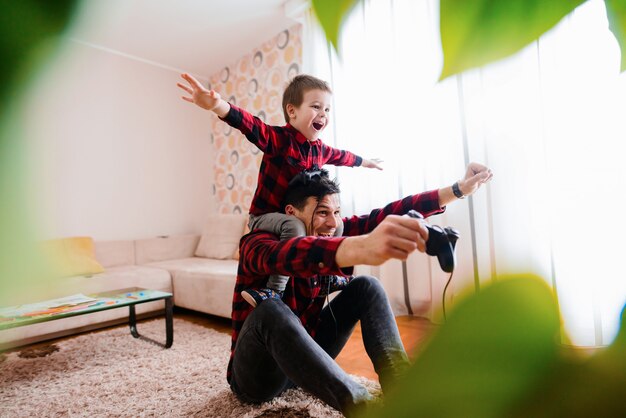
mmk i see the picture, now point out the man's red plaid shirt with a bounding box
[227,190,445,381]
[220,104,363,216]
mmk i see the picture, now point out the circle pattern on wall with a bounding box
[277,30,289,49]
[210,25,301,214]
[287,63,299,80]
[226,174,235,190]
[253,51,263,67]
[248,79,258,97]
[220,67,230,83]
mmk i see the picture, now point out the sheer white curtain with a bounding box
[302,0,626,347]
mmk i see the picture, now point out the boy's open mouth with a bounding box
[312,122,324,131]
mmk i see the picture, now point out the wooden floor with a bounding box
[335,316,436,380]
[175,308,437,382]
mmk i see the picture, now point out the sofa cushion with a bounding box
[94,240,135,268]
[42,237,104,278]
[195,214,247,260]
[134,235,200,265]
[146,257,238,318]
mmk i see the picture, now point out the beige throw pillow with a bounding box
[233,223,251,260]
[195,214,248,259]
[41,237,105,278]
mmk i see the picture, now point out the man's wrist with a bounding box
[452,181,465,199]
[336,235,367,267]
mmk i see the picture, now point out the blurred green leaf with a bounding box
[0,0,78,307]
[368,275,561,418]
[605,0,626,71]
[311,0,360,52]
[439,0,586,80]
[0,0,77,113]
[510,306,626,417]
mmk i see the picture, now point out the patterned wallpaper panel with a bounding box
[208,24,302,214]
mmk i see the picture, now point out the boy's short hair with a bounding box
[284,168,341,211]
[282,75,332,123]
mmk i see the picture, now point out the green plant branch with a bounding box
[606,0,626,71]
[311,0,626,80]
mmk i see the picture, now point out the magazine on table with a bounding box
[0,294,98,318]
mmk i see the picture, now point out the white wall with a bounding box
[22,40,215,241]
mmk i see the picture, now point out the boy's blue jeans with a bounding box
[229,275,409,415]
[248,212,345,293]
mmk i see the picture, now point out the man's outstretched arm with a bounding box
[335,214,428,267]
[240,214,429,277]
[437,162,493,207]
[342,162,493,237]
[342,190,443,237]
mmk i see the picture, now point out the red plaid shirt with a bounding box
[227,190,444,381]
[220,104,363,215]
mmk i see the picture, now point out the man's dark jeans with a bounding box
[229,275,409,415]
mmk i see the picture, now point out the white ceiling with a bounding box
[69,0,301,79]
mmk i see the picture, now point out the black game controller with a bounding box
[406,210,459,273]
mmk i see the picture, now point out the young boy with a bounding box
[177,73,382,307]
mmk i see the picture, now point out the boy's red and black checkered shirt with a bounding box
[220,104,363,216]
[226,190,445,381]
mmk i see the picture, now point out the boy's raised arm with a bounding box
[177,73,230,118]
[361,158,384,170]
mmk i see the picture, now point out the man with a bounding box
[228,163,492,416]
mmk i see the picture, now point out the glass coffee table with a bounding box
[0,287,173,348]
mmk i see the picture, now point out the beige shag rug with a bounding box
[0,318,379,417]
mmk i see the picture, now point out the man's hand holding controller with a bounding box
[335,211,458,272]
[406,210,459,273]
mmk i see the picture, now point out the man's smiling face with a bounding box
[286,194,341,236]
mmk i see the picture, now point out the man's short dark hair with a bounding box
[283,168,341,211]
[282,74,332,123]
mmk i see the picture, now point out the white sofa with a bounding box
[136,234,239,319]
[0,214,248,350]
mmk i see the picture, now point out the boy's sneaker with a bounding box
[317,275,351,297]
[241,288,282,307]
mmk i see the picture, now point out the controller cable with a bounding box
[442,270,454,322]
[310,203,339,341]
[325,279,339,341]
